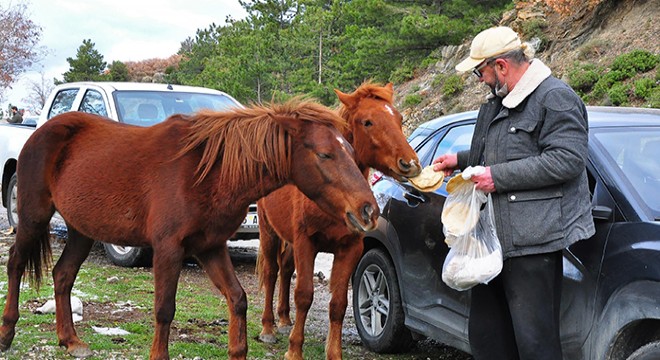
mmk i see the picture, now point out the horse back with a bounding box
[18,112,201,245]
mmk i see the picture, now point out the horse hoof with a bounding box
[0,329,15,351]
[258,333,277,344]
[68,345,93,358]
[277,325,292,334]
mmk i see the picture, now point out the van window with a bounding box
[79,89,108,117]
[48,89,79,119]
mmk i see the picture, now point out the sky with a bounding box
[4,0,248,112]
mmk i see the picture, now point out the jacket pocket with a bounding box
[505,119,540,160]
[507,187,563,247]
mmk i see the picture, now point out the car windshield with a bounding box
[114,91,240,126]
[592,127,660,214]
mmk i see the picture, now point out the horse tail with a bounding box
[14,113,84,289]
[22,228,52,289]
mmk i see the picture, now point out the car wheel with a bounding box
[627,340,660,360]
[6,173,18,228]
[352,248,413,353]
[103,243,152,267]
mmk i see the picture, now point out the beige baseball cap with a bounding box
[455,26,522,73]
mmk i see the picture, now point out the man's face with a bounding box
[475,58,508,94]
[478,62,500,91]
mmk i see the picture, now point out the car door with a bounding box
[387,120,475,341]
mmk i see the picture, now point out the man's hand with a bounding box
[432,154,458,176]
[471,166,496,193]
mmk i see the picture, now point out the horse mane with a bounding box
[336,80,394,121]
[179,98,347,190]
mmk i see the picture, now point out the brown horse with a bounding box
[256,82,420,359]
[0,99,379,360]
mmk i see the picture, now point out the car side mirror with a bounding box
[592,205,612,222]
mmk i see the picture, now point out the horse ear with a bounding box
[334,89,357,109]
[383,83,395,102]
[271,114,303,136]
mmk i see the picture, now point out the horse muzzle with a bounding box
[391,158,422,181]
[346,202,378,233]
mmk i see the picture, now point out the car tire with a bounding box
[352,248,413,353]
[627,340,660,360]
[6,173,18,228]
[103,243,152,267]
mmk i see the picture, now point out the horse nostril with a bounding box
[398,158,411,171]
[362,203,375,223]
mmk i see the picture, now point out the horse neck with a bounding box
[339,112,370,180]
[218,169,287,206]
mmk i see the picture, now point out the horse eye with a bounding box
[317,152,332,160]
[363,120,373,127]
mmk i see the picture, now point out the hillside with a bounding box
[395,0,660,134]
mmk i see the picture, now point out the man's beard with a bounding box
[490,74,509,98]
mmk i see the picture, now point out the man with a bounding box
[433,26,595,359]
[9,106,23,124]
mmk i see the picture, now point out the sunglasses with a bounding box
[473,59,495,78]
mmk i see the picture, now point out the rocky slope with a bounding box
[395,0,660,133]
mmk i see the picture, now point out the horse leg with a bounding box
[325,239,363,360]
[285,240,317,360]
[276,244,294,333]
[52,227,94,358]
[257,219,281,344]
[0,214,52,351]
[150,247,184,360]
[196,244,248,360]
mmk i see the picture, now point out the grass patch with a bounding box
[0,255,291,359]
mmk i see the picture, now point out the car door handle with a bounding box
[403,189,426,204]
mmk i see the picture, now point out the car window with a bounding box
[113,91,241,127]
[48,88,79,119]
[414,124,475,166]
[415,132,442,166]
[432,124,475,161]
[592,127,660,214]
[79,89,108,117]
[408,130,430,150]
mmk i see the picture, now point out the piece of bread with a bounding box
[442,202,477,236]
[446,173,470,194]
[409,165,445,192]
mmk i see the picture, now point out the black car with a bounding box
[352,107,660,360]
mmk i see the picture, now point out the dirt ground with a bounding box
[0,225,471,360]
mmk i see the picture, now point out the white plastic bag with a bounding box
[441,167,502,291]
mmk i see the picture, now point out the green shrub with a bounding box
[592,71,625,99]
[519,19,548,52]
[567,63,602,92]
[390,63,416,84]
[403,93,423,108]
[420,53,441,69]
[633,78,657,99]
[432,73,447,88]
[611,50,660,74]
[648,87,660,108]
[442,74,464,97]
[607,83,631,106]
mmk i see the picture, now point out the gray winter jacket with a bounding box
[457,60,595,259]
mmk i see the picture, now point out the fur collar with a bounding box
[501,59,552,109]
